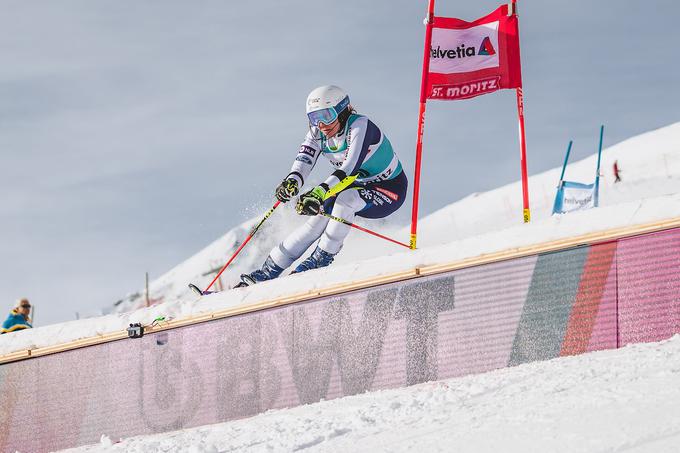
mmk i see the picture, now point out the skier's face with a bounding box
[318,118,341,137]
[18,301,31,318]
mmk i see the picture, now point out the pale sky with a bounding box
[1,0,678,325]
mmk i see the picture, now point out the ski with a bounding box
[189,280,250,296]
[188,283,206,296]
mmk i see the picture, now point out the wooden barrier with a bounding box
[2,216,679,365]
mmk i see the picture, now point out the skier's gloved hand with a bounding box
[275,178,299,203]
[295,185,328,216]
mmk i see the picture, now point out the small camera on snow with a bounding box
[127,323,144,339]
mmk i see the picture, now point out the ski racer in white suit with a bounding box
[240,85,408,286]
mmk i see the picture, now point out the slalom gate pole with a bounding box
[516,89,530,222]
[594,125,604,207]
[512,0,531,223]
[552,140,572,215]
[558,140,573,184]
[410,0,436,250]
[320,212,411,249]
[203,200,281,292]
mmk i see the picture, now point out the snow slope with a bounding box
[60,334,680,453]
[112,121,680,313]
[1,122,679,356]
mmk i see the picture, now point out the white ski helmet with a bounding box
[305,85,350,126]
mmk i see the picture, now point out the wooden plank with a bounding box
[2,216,679,365]
[28,332,128,358]
[0,349,30,362]
[419,217,680,277]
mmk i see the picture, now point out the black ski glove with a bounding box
[295,185,328,216]
[275,178,299,203]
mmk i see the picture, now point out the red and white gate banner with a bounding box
[427,4,522,101]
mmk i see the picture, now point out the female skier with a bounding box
[239,85,408,286]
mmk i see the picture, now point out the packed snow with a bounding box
[59,334,680,453]
[1,121,679,357]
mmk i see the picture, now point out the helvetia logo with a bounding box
[431,36,496,59]
[478,37,496,56]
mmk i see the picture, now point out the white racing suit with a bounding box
[269,113,408,269]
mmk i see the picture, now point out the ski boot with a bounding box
[291,246,336,274]
[239,255,284,286]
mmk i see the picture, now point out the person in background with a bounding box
[1,298,33,334]
[613,160,622,183]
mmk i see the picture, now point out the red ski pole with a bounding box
[320,212,411,249]
[201,201,281,293]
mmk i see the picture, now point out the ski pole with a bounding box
[320,211,411,249]
[203,200,281,292]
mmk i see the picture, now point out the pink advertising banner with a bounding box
[1,228,679,452]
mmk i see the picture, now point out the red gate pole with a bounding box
[512,0,531,223]
[410,0,436,249]
[516,87,530,222]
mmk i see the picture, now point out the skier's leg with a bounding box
[241,215,330,284]
[293,190,366,273]
[319,189,367,254]
[353,171,408,220]
[292,171,408,274]
[270,214,330,268]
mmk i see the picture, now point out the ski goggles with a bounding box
[307,95,350,127]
